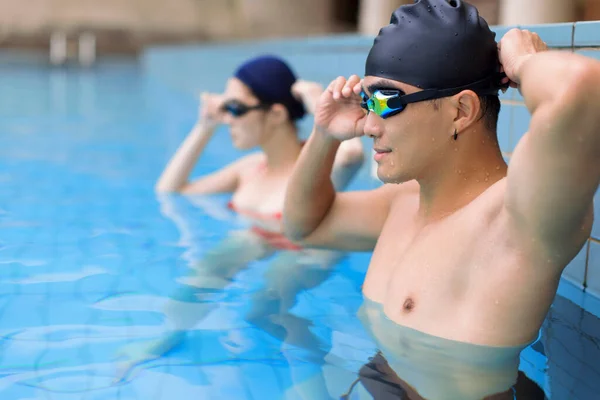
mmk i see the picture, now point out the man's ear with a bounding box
[449,89,481,134]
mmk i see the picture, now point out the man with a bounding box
[283,0,599,350]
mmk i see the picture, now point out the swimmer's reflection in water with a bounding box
[339,299,546,400]
[114,54,365,389]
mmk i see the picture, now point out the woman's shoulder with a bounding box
[232,152,266,176]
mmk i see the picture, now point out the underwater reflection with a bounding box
[113,195,344,399]
[344,299,546,400]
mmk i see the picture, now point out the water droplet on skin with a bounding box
[494,300,499,305]
[496,165,501,170]
[484,177,489,182]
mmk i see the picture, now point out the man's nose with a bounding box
[364,112,384,138]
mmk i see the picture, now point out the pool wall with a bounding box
[141,21,600,314]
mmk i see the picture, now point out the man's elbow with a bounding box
[563,63,600,155]
[283,226,324,250]
[564,61,600,113]
[282,217,312,243]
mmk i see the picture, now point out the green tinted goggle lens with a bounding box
[360,90,405,119]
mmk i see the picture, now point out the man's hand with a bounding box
[314,75,367,142]
[498,29,548,88]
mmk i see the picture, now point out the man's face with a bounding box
[362,76,454,184]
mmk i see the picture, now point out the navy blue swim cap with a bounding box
[365,0,502,92]
[234,55,306,121]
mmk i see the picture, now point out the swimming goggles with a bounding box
[221,100,271,117]
[360,73,507,119]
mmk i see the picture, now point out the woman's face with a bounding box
[221,78,271,150]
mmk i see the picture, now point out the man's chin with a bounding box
[377,169,409,184]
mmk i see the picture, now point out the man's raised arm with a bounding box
[283,75,396,251]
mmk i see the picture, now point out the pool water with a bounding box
[0,58,598,400]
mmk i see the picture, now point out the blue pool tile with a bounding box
[491,25,519,41]
[562,240,589,289]
[509,105,531,151]
[593,188,600,240]
[519,23,574,48]
[576,49,600,63]
[548,295,585,332]
[512,86,524,108]
[558,275,600,319]
[581,289,600,319]
[581,306,600,341]
[587,241,600,298]
[540,293,600,400]
[572,370,600,400]
[574,21,600,47]
[497,104,512,153]
[499,86,516,101]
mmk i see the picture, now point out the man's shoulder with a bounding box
[376,181,420,217]
[468,176,508,212]
[365,180,419,211]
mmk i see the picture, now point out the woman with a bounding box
[156,55,363,249]
[116,56,364,388]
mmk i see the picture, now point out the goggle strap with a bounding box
[388,72,507,108]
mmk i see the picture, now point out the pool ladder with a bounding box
[49,32,96,67]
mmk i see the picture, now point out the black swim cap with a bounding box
[365,0,502,92]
